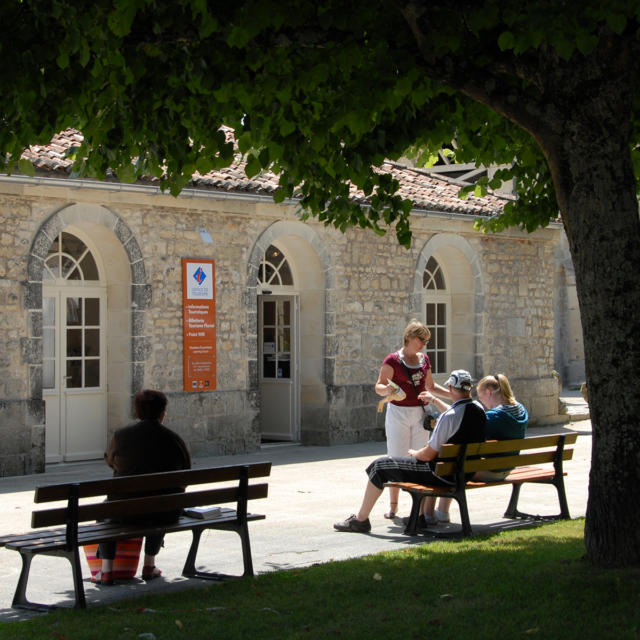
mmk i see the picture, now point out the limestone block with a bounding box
[22,281,42,309]
[20,337,42,364]
[132,284,152,309]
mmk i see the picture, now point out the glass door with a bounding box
[44,288,107,462]
[259,295,299,440]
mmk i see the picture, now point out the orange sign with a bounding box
[182,258,216,391]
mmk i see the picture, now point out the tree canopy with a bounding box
[2,0,640,566]
[2,0,585,244]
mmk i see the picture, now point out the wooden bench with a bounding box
[386,433,577,537]
[0,462,271,612]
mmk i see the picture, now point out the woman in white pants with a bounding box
[375,320,451,518]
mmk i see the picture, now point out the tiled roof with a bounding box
[19,129,509,216]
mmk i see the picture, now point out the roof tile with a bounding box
[18,129,509,216]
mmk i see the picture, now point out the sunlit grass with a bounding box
[3,519,639,639]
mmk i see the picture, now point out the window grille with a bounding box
[423,257,448,374]
[257,245,293,287]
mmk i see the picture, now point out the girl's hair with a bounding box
[477,373,516,404]
[403,319,431,345]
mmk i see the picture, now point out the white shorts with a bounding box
[385,403,429,457]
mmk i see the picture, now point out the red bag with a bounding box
[84,538,143,580]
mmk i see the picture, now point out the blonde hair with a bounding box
[403,319,431,345]
[477,373,516,405]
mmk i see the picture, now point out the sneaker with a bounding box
[333,514,371,533]
[417,514,438,529]
[434,509,450,523]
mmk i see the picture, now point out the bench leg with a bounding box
[427,495,472,539]
[237,522,255,577]
[182,525,255,581]
[12,551,37,611]
[12,548,86,612]
[402,493,473,537]
[402,493,424,536]
[182,529,228,581]
[504,483,523,519]
[182,528,205,579]
[504,480,571,521]
[554,477,571,520]
[69,547,87,609]
[456,494,473,537]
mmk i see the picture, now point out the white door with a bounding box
[259,295,299,441]
[43,289,107,462]
[42,231,107,463]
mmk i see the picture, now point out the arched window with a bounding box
[423,256,449,374]
[42,232,103,390]
[257,244,293,287]
[43,232,100,282]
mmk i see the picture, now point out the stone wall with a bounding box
[553,234,585,386]
[0,195,45,474]
[0,178,568,475]
[99,199,268,452]
[476,233,563,424]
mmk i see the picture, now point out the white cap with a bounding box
[445,369,472,391]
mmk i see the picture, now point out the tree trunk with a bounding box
[474,43,640,567]
[402,10,640,564]
[466,50,640,565]
[541,98,640,567]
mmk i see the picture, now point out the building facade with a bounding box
[0,131,580,476]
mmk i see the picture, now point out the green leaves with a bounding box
[18,159,35,177]
[607,13,627,34]
[245,154,262,179]
[497,31,515,52]
[56,52,70,69]
[1,0,639,248]
[107,0,141,37]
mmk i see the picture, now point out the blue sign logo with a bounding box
[193,266,207,285]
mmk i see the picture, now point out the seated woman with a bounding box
[473,373,529,480]
[93,390,191,585]
[430,372,529,523]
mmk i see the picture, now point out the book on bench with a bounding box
[183,506,225,519]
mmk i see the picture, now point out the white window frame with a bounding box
[423,257,451,375]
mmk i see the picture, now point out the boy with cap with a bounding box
[334,369,486,533]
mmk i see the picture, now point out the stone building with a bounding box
[0,130,581,476]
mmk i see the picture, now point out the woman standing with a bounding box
[375,319,451,519]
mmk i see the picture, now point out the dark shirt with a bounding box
[104,418,191,524]
[105,419,191,476]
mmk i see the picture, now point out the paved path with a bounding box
[0,410,591,621]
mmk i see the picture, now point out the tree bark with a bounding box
[513,49,640,566]
[510,65,640,566]
[551,132,640,567]
[402,10,640,565]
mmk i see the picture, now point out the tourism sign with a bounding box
[182,258,216,391]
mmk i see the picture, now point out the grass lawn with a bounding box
[2,519,638,639]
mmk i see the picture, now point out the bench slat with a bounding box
[34,462,272,503]
[436,432,578,460]
[434,448,574,476]
[6,512,266,554]
[387,466,560,494]
[32,483,269,528]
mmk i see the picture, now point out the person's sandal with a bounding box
[142,565,162,581]
[384,502,398,519]
[91,570,114,586]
